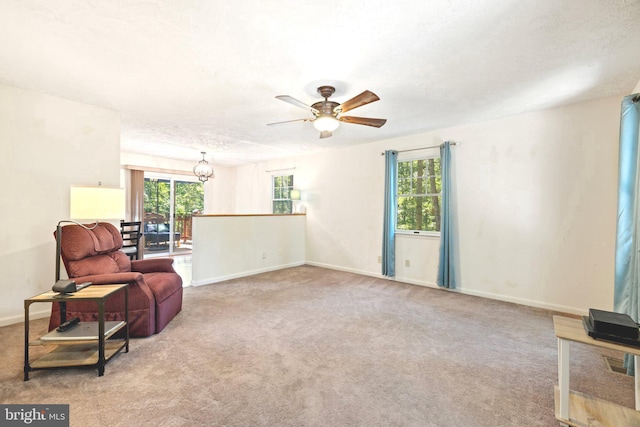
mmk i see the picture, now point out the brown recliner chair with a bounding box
[49,222,183,337]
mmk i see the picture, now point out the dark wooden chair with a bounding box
[120,220,142,260]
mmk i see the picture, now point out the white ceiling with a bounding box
[1,0,639,167]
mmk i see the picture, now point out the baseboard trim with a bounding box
[452,287,587,316]
[0,308,51,328]
[304,261,385,280]
[305,262,586,316]
[192,261,306,287]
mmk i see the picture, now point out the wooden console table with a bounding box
[553,315,640,426]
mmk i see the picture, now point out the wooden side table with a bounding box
[24,284,129,381]
[553,315,640,426]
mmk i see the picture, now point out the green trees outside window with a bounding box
[397,157,441,232]
[144,179,204,219]
[144,178,171,220]
[144,178,204,245]
[174,181,205,217]
[272,175,293,214]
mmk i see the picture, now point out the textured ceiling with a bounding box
[1,0,639,166]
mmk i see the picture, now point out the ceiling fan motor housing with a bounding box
[311,100,340,116]
[312,86,340,117]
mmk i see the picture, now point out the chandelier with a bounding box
[193,152,215,182]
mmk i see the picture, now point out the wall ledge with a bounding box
[194,213,306,217]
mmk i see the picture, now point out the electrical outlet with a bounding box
[405,259,410,267]
[377,256,382,263]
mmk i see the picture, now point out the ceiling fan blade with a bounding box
[276,95,319,114]
[336,90,380,113]
[339,116,387,128]
[267,118,311,126]
[319,130,333,139]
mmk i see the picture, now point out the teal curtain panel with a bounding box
[382,150,398,277]
[613,93,640,375]
[437,141,456,289]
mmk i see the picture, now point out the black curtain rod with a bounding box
[381,142,458,156]
[633,94,640,103]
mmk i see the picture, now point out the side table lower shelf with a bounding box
[30,340,127,369]
[554,386,640,426]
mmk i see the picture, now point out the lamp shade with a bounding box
[290,189,301,200]
[70,186,125,220]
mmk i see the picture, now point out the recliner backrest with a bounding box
[57,222,131,278]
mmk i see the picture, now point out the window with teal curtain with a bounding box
[382,150,398,277]
[437,141,456,289]
[614,93,640,375]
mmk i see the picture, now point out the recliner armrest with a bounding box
[69,272,145,286]
[131,258,177,274]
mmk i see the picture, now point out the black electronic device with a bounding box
[52,280,92,294]
[590,308,639,338]
[56,317,80,332]
[583,308,640,348]
[52,280,77,294]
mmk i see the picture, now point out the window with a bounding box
[396,155,441,233]
[272,175,293,214]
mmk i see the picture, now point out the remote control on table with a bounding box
[76,281,92,290]
[57,317,80,332]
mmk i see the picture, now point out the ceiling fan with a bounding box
[268,85,387,139]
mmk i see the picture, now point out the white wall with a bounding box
[235,95,623,315]
[450,99,619,313]
[192,214,306,285]
[0,84,120,325]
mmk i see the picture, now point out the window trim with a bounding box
[395,229,441,237]
[395,229,441,238]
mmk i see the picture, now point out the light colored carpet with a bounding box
[1,265,634,426]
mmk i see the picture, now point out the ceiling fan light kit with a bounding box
[269,85,387,139]
[313,115,340,132]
